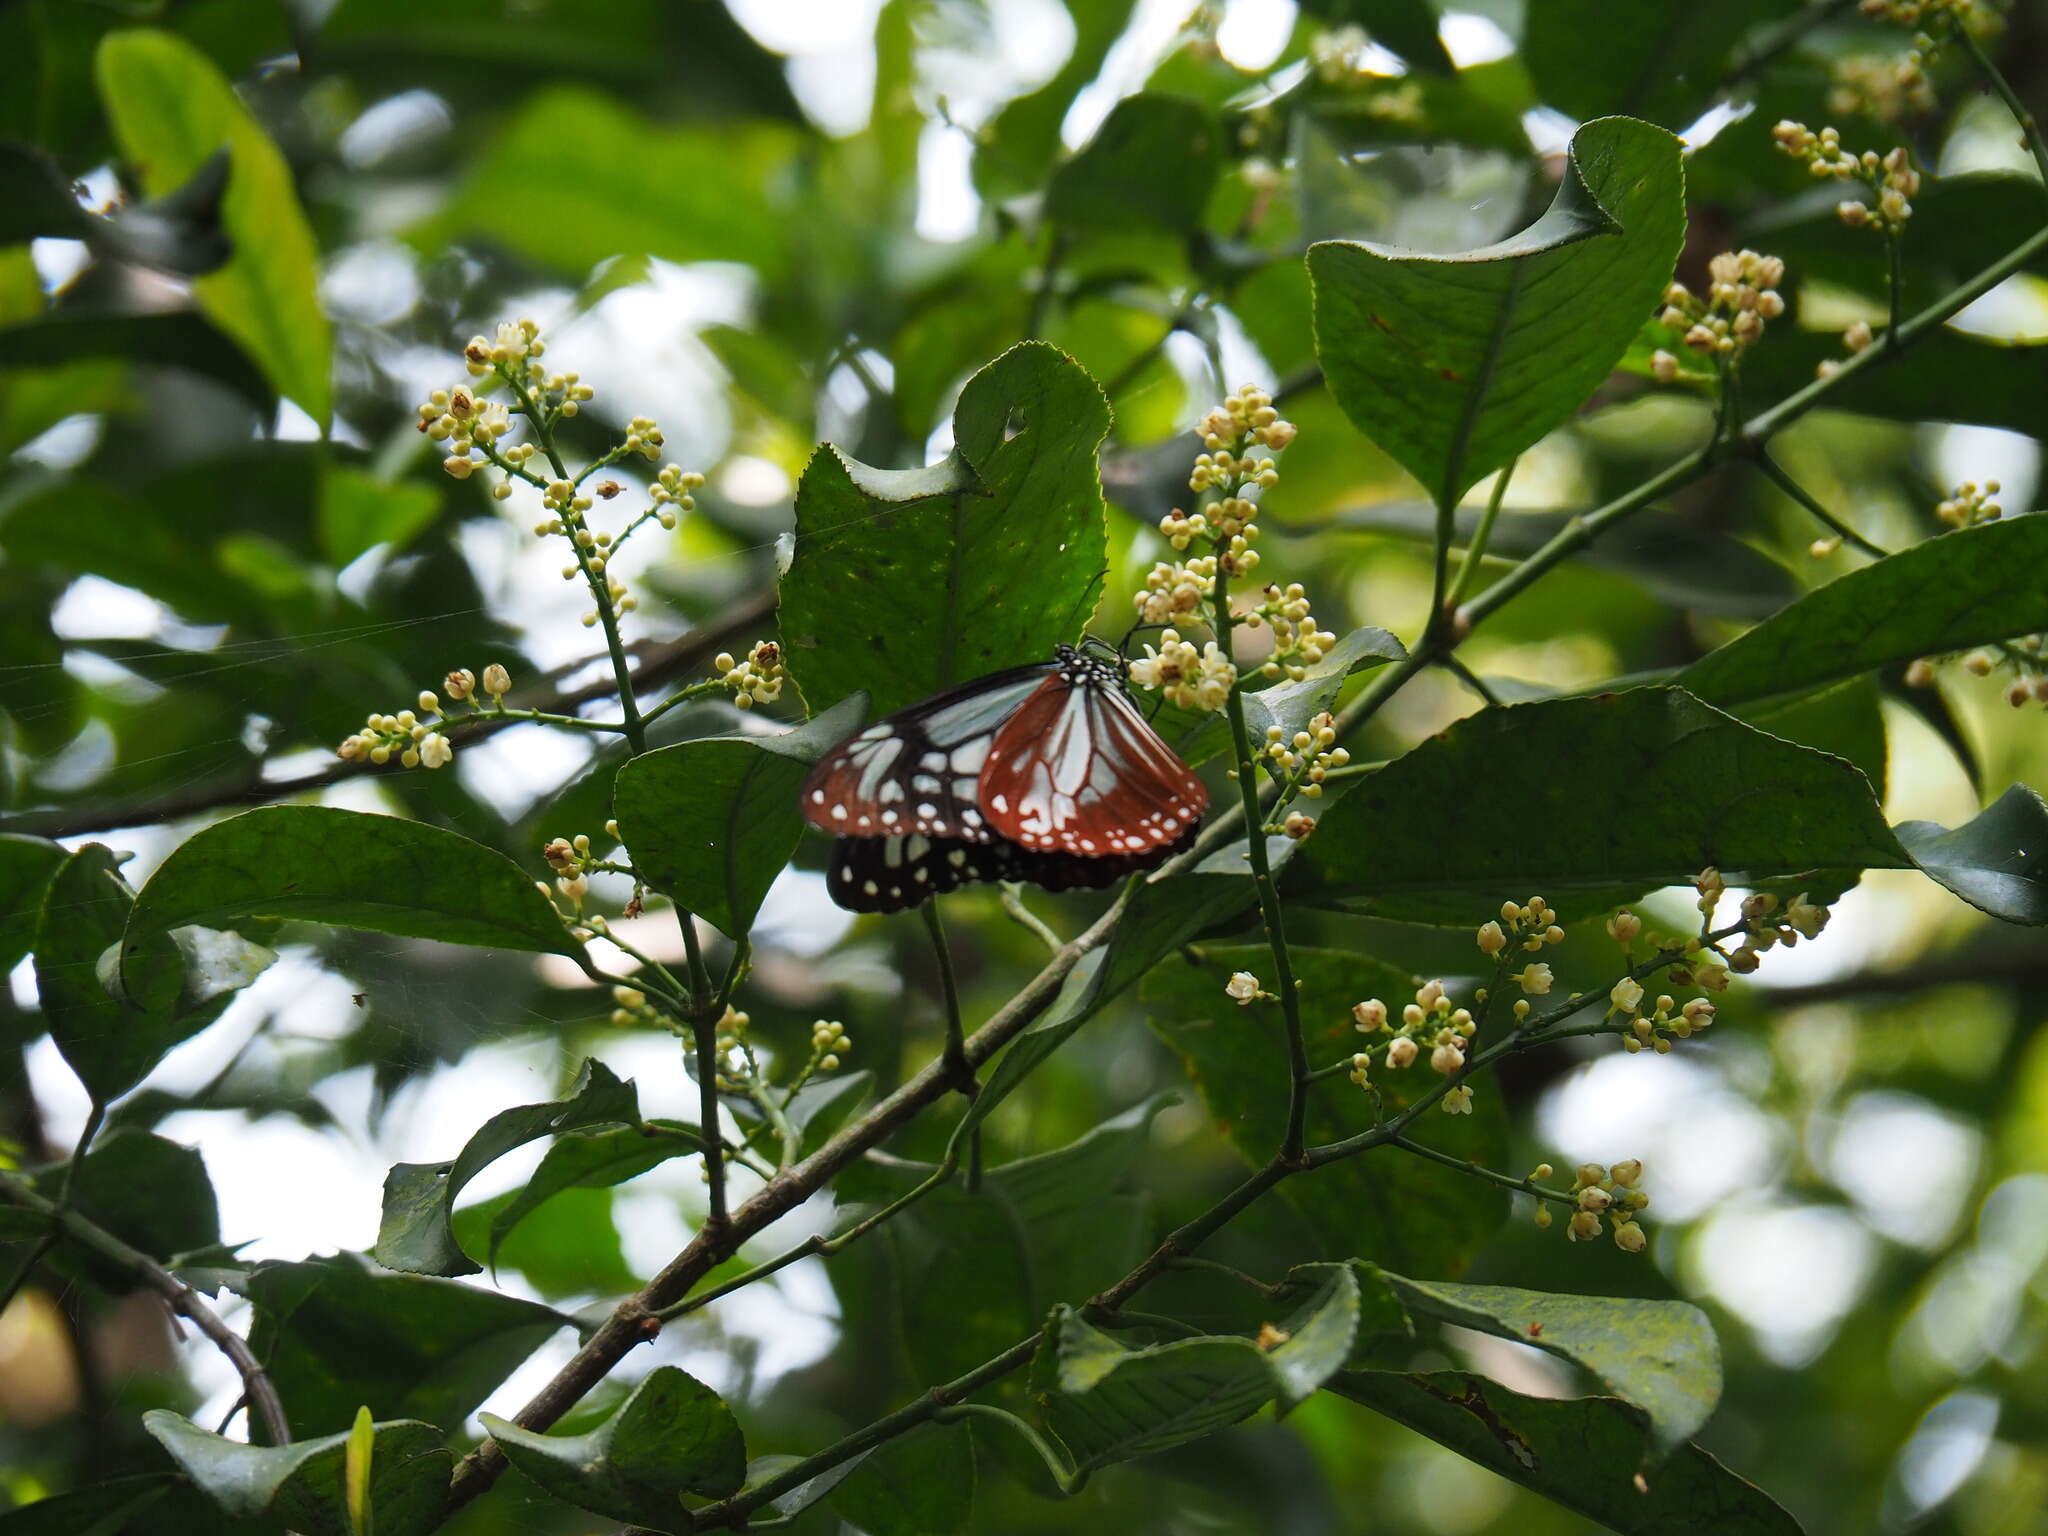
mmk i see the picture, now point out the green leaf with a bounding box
[1265,1262,1363,1409]
[318,466,442,568]
[1045,94,1223,236]
[848,1098,1169,1384]
[0,141,95,243]
[426,85,794,277]
[1331,500,1802,618]
[0,310,270,407]
[95,30,332,425]
[829,1423,975,1536]
[1279,1261,1416,1368]
[1294,0,1455,74]
[0,1476,173,1534]
[122,808,585,1003]
[962,868,1257,1138]
[1296,687,1908,921]
[1329,1370,1804,1534]
[1736,675,1889,812]
[1521,0,1787,127]
[486,1120,703,1271]
[454,1185,638,1300]
[1240,625,1408,742]
[374,1058,639,1276]
[481,1365,746,1530]
[1034,1309,1277,1473]
[1382,1274,1720,1461]
[778,342,1111,719]
[1896,785,2048,927]
[35,844,256,1103]
[0,834,64,974]
[242,1255,568,1438]
[974,0,1142,201]
[36,1130,220,1282]
[1740,325,2048,438]
[1310,116,1685,505]
[1143,946,1509,1274]
[613,693,867,939]
[1679,517,2048,709]
[142,1410,449,1536]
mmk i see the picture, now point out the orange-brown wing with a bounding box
[978,676,1206,856]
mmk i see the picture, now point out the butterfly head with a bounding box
[1054,640,1123,691]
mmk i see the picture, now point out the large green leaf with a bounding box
[1521,0,1790,127]
[481,1366,746,1530]
[612,693,866,939]
[143,1411,449,1536]
[1296,686,1908,921]
[373,1059,640,1276]
[1045,94,1222,237]
[95,30,331,425]
[1897,786,2048,928]
[0,834,64,974]
[35,844,257,1103]
[1331,1370,1804,1534]
[317,466,442,567]
[122,808,585,999]
[1679,517,2048,708]
[37,1130,220,1283]
[828,1423,975,1536]
[485,1119,703,1271]
[1144,945,1509,1274]
[1382,1274,1720,1461]
[1310,115,1684,505]
[973,0,1142,201]
[0,308,269,407]
[242,1255,569,1438]
[778,342,1111,718]
[845,1099,1168,1384]
[425,85,793,277]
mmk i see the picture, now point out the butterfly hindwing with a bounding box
[827,821,1198,914]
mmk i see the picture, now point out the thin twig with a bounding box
[1754,453,1891,558]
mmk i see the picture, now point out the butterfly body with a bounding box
[802,643,1206,912]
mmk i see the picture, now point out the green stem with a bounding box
[1754,453,1891,558]
[1211,566,1311,1165]
[1445,456,1517,612]
[1386,1135,1578,1207]
[921,901,981,1193]
[1885,228,1905,341]
[999,885,1063,954]
[638,678,730,728]
[931,1404,1085,1494]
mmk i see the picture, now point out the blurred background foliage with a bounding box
[3,0,2048,1533]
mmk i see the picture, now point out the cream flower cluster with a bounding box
[1134,556,1217,626]
[1772,121,1921,232]
[333,663,513,771]
[1347,977,1480,1113]
[714,641,786,709]
[1262,711,1349,798]
[1129,629,1236,712]
[1245,583,1338,682]
[1936,479,2003,528]
[1652,251,1787,376]
[1562,1161,1650,1251]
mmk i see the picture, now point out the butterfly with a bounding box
[800,642,1207,913]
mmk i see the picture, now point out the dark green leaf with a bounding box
[426,86,793,277]
[0,834,63,974]
[37,1130,220,1281]
[1144,946,1509,1273]
[1896,785,2048,927]
[35,844,255,1102]
[374,1058,639,1276]
[123,808,585,1004]
[850,1098,1169,1384]
[1295,0,1455,74]
[1330,1370,1804,1534]
[1382,1273,1721,1460]
[1240,625,1408,741]
[96,30,331,424]
[482,1365,746,1529]
[1679,516,2048,708]
[1279,1261,1416,1368]
[0,141,93,243]
[487,1119,702,1270]
[1740,325,2048,438]
[1265,1262,1362,1409]
[1522,0,1786,127]
[318,466,442,567]
[454,1185,637,1299]
[829,1422,975,1536]
[1736,675,1889,820]
[1329,501,1802,618]
[142,1410,449,1536]
[1035,1308,1276,1473]
[1310,116,1685,505]
[0,1476,173,1534]
[613,693,866,939]
[0,310,270,407]
[974,0,1142,201]
[242,1254,568,1438]
[1296,687,1909,921]
[1045,94,1223,237]
[778,342,1111,719]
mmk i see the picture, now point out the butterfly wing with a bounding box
[827,821,1197,913]
[799,664,1050,840]
[977,674,1208,856]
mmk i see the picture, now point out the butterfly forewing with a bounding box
[800,664,1050,840]
[978,669,1207,857]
